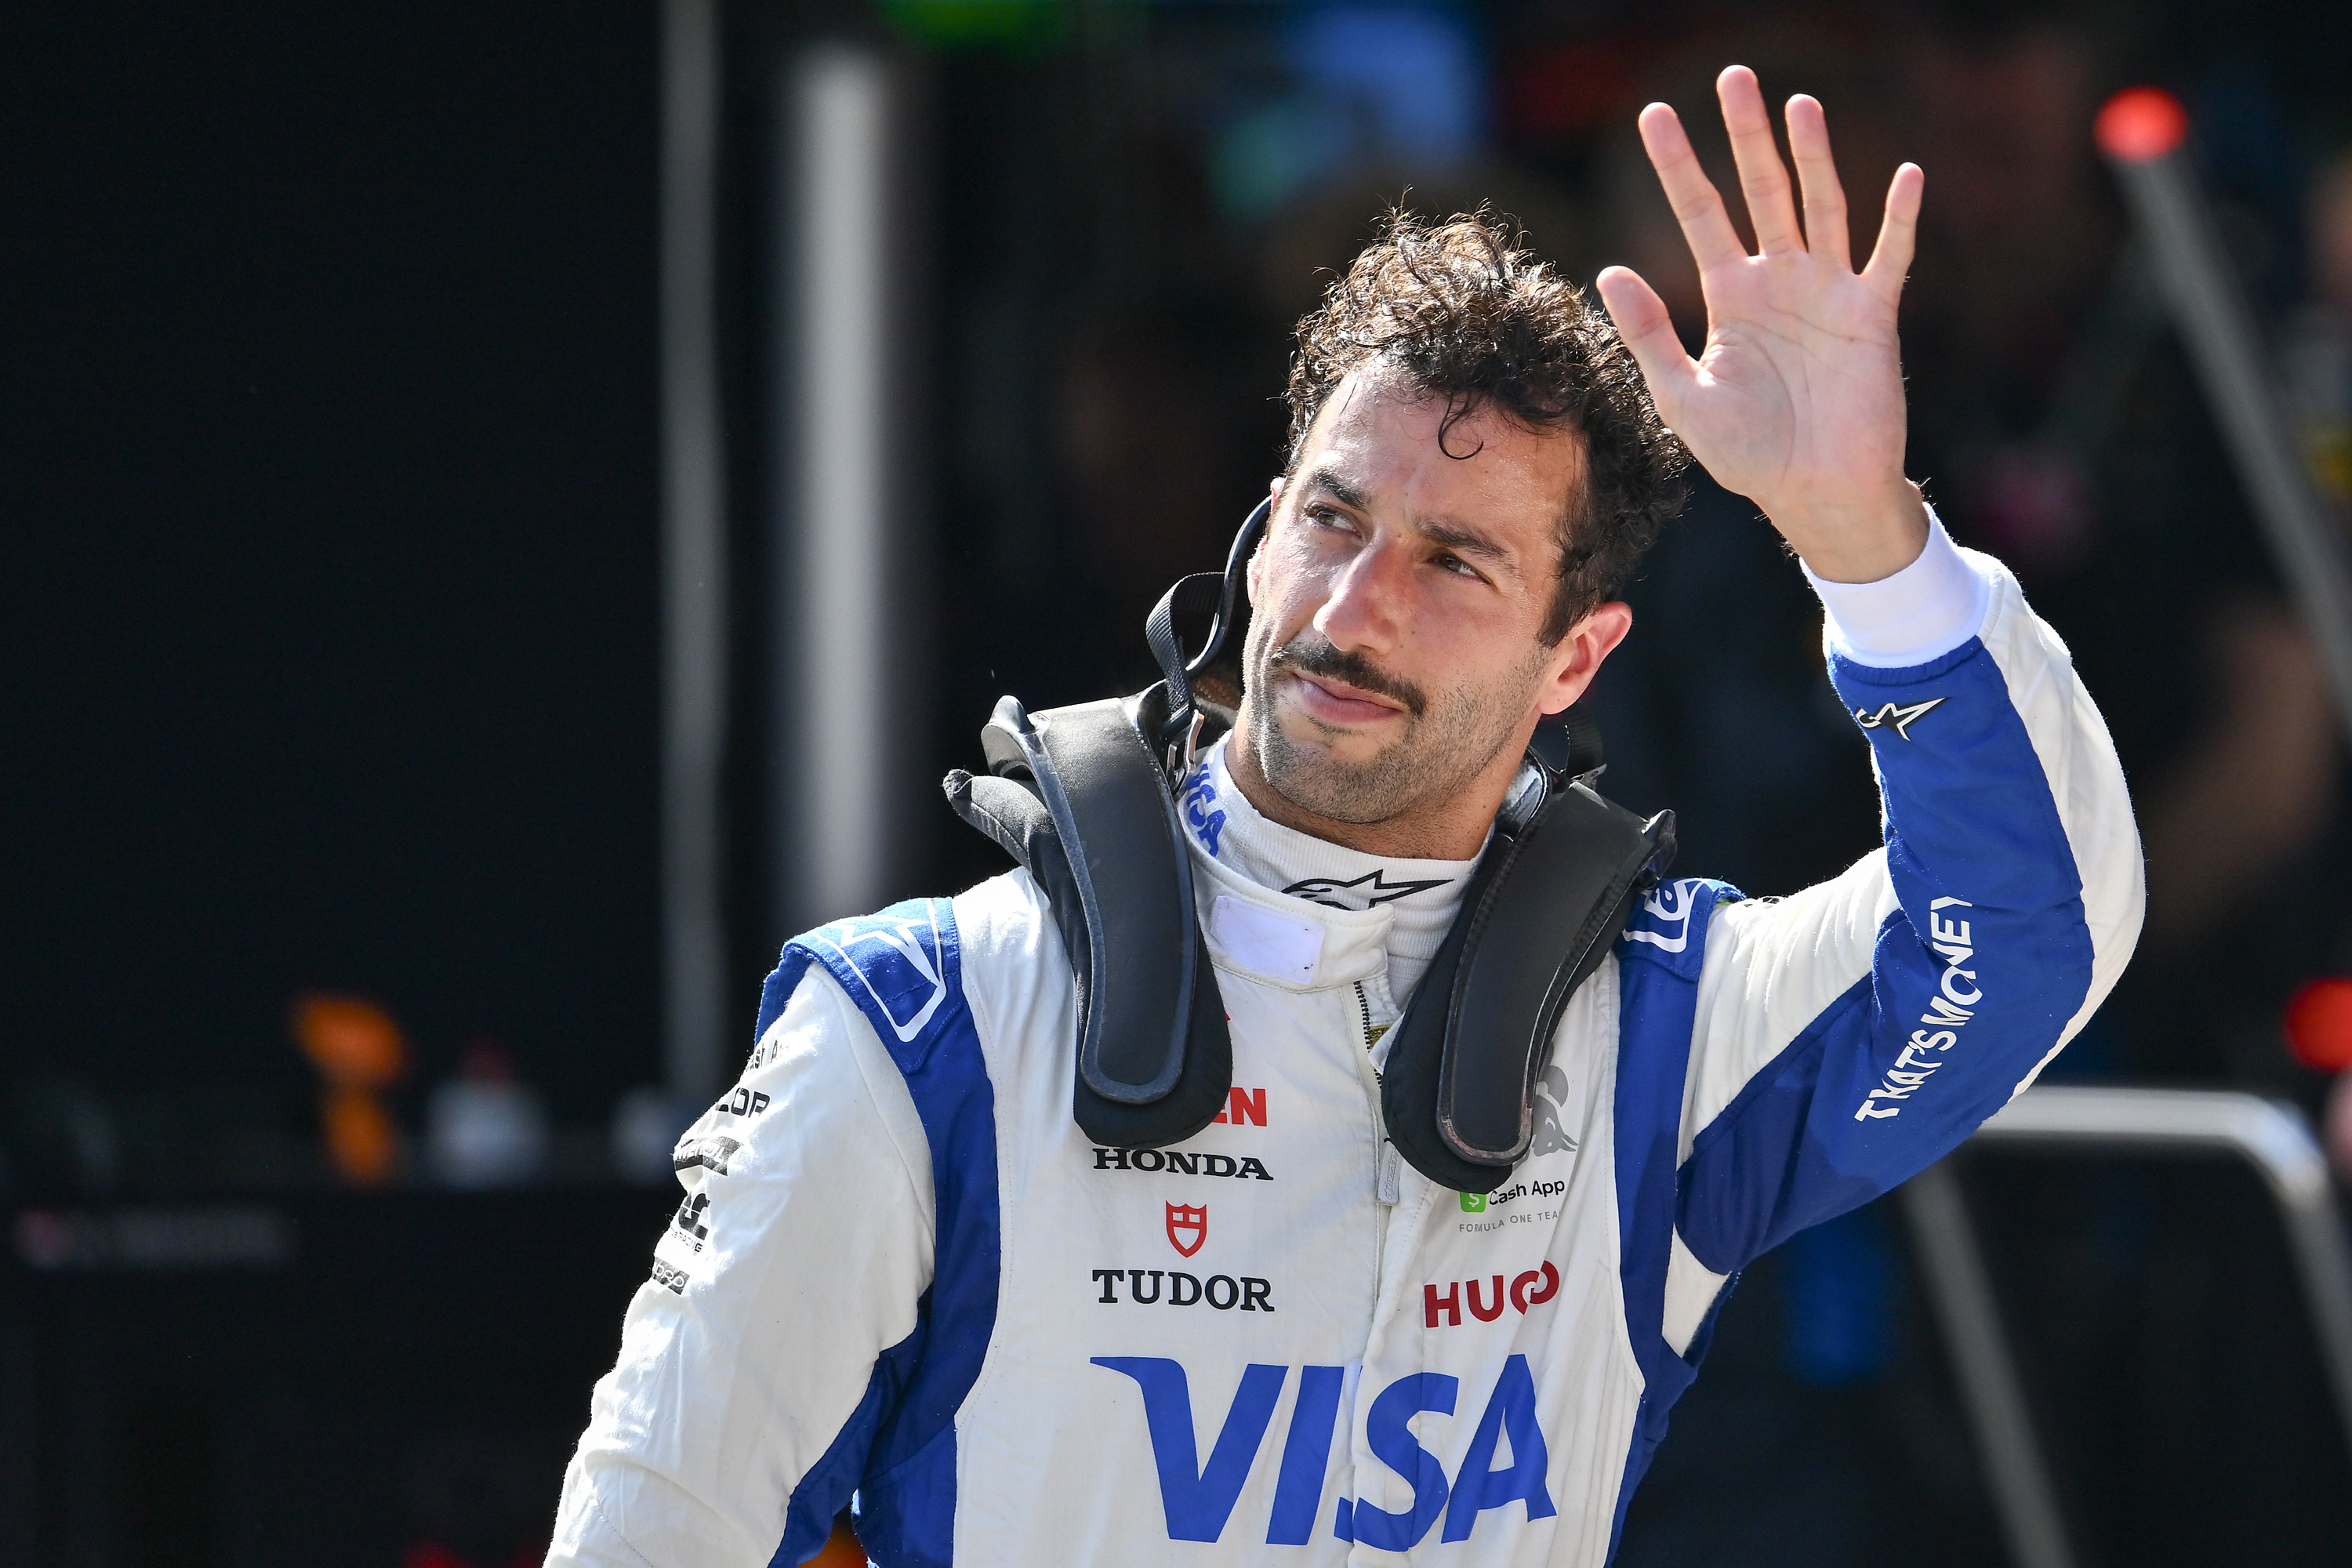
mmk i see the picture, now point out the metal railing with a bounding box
[1902,1086,2352,1568]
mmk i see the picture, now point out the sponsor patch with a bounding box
[1527,1065,1578,1159]
[673,1191,710,1250]
[1094,1147,1272,1180]
[1179,764,1229,858]
[1210,1086,1267,1126]
[1091,1269,1273,1310]
[1855,897,1981,1122]
[712,1087,771,1119]
[1165,1202,1207,1258]
[1089,1356,1553,1548]
[1424,1263,1559,1327]
[672,1134,743,1176]
[1280,869,1452,909]
[1853,697,1946,740]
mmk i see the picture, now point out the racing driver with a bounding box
[548,67,2142,1567]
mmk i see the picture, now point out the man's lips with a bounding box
[1287,671,1408,726]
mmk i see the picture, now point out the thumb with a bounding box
[1595,266,1697,418]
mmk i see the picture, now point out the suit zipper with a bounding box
[1356,982,1403,1206]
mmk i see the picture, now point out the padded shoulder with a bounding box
[1383,779,1673,1189]
[947,695,1234,1149]
[1617,877,1743,982]
[766,898,966,1072]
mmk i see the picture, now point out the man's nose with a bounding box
[1312,535,1408,655]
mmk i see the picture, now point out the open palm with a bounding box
[1595,66,1927,583]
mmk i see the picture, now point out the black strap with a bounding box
[1527,703,1606,782]
[953,695,1232,1149]
[1380,776,1674,1190]
[1145,497,1269,771]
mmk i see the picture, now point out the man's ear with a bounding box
[1248,474,1284,606]
[1537,601,1633,717]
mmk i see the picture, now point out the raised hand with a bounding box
[1595,65,1927,583]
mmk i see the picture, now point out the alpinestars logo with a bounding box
[1853,697,1947,740]
[1166,1203,1207,1257]
[1280,869,1452,909]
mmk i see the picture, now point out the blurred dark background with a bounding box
[9,0,2352,1563]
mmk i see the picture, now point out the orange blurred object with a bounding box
[295,993,408,1087]
[2282,977,2352,1072]
[324,1085,402,1185]
[2095,87,2190,165]
[293,993,408,1184]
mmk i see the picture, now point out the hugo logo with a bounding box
[1424,1263,1559,1327]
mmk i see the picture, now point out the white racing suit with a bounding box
[549,528,2143,1566]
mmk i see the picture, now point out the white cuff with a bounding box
[1801,507,1991,668]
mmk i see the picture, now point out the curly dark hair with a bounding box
[1285,209,1688,644]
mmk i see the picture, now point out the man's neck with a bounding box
[1221,712,1530,860]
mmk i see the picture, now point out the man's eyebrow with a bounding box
[1301,468,1517,571]
[1414,517,1514,568]
[1302,468,1371,512]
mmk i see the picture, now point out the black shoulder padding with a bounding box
[944,623,1669,1182]
[1381,775,1675,1192]
[946,694,1231,1149]
[944,768,1056,872]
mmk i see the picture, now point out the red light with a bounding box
[2096,88,2189,163]
[2283,978,2352,1073]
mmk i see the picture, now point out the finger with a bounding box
[1595,265,1699,416]
[1784,94,1851,271]
[1716,64,1803,256]
[1860,162,1924,304]
[1636,102,1746,272]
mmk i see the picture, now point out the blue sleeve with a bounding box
[1669,561,2143,1272]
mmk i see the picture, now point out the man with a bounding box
[549,68,2140,1566]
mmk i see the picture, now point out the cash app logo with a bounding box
[1460,1192,1488,1213]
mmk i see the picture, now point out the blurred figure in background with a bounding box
[2285,150,2352,521]
[1889,10,2352,1561]
[1579,9,2352,1563]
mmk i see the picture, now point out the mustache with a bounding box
[1267,633,1427,719]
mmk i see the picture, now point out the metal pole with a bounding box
[661,0,728,1105]
[1974,1085,2352,1451]
[1901,1161,2080,1568]
[1911,1086,2352,1563]
[776,45,898,933]
[2099,89,2352,735]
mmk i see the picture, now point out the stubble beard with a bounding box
[1239,618,1544,828]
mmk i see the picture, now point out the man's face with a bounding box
[1238,370,1621,828]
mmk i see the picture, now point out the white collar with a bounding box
[1174,736,1482,1005]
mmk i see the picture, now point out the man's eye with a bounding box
[1434,553,1479,579]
